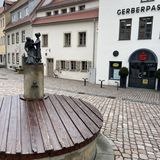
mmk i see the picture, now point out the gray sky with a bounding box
[0,0,3,7]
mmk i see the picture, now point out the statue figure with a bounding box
[25,37,36,64]
[34,33,41,63]
[24,33,42,64]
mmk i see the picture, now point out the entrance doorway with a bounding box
[47,58,54,77]
[129,49,157,89]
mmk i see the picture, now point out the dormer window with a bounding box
[54,10,59,15]
[46,12,51,16]
[18,11,22,19]
[70,7,76,13]
[61,8,67,14]
[79,5,85,11]
[25,7,29,16]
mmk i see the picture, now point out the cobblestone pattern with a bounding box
[0,69,160,160]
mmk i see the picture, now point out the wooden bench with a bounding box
[0,94,103,160]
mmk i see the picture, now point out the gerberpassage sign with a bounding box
[117,4,160,15]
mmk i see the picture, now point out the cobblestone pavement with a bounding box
[0,68,160,160]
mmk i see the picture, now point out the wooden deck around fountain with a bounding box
[0,94,103,160]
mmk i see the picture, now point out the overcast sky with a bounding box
[0,0,3,7]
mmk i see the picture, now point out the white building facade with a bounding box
[32,0,98,81]
[97,0,160,89]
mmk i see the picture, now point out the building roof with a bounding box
[4,0,14,5]
[5,0,45,31]
[38,0,97,12]
[32,8,98,25]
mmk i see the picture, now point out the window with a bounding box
[109,61,122,80]
[78,32,86,46]
[18,11,22,19]
[16,53,19,64]
[61,8,67,14]
[64,33,71,47]
[8,53,10,63]
[81,61,87,71]
[70,61,76,71]
[138,17,153,40]
[42,34,48,47]
[70,7,76,12]
[12,14,16,22]
[25,7,29,16]
[46,12,51,16]
[141,0,154,2]
[54,10,59,15]
[119,19,132,40]
[16,32,19,44]
[21,30,25,43]
[61,61,65,70]
[0,55,2,63]
[12,53,15,64]
[7,35,10,45]
[12,33,15,44]
[79,5,85,11]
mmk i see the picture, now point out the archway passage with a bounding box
[129,49,158,89]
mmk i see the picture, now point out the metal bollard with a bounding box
[82,78,88,86]
[115,81,119,91]
[99,80,105,88]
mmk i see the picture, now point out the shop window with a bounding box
[79,5,85,11]
[70,61,76,71]
[64,33,71,47]
[70,7,76,12]
[12,33,15,44]
[109,61,122,80]
[16,32,19,44]
[78,32,86,47]
[61,61,65,70]
[42,34,48,47]
[138,16,153,40]
[21,30,25,43]
[81,61,87,72]
[119,19,132,40]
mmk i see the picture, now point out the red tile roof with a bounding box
[33,8,98,25]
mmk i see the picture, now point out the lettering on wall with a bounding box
[117,4,160,15]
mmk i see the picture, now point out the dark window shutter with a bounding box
[56,60,60,70]
[76,61,80,71]
[87,61,92,72]
[65,61,69,71]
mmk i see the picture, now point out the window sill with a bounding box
[78,45,86,47]
[64,45,71,47]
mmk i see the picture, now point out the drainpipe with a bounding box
[92,18,96,68]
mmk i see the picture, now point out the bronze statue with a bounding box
[24,33,42,64]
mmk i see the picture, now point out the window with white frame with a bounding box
[21,30,25,43]
[79,5,85,11]
[61,61,65,70]
[61,8,67,14]
[8,53,10,63]
[16,32,19,44]
[64,33,71,47]
[42,34,48,47]
[7,35,10,45]
[70,61,76,71]
[78,32,86,46]
[16,53,19,64]
[70,7,76,12]
[12,53,15,64]
[12,33,15,44]
[81,61,87,71]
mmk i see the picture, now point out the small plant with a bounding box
[155,69,160,79]
[119,67,129,77]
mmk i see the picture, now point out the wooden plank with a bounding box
[56,95,92,139]
[43,97,73,148]
[0,96,12,152]
[6,96,18,154]
[16,96,21,153]
[50,95,84,145]
[63,96,99,134]
[20,99,32,154]
[80,99,103,121]
[35,100,61,151]
[71,97,102,128]
[27,101,45,153]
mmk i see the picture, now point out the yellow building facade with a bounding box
[0,7,5,66]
